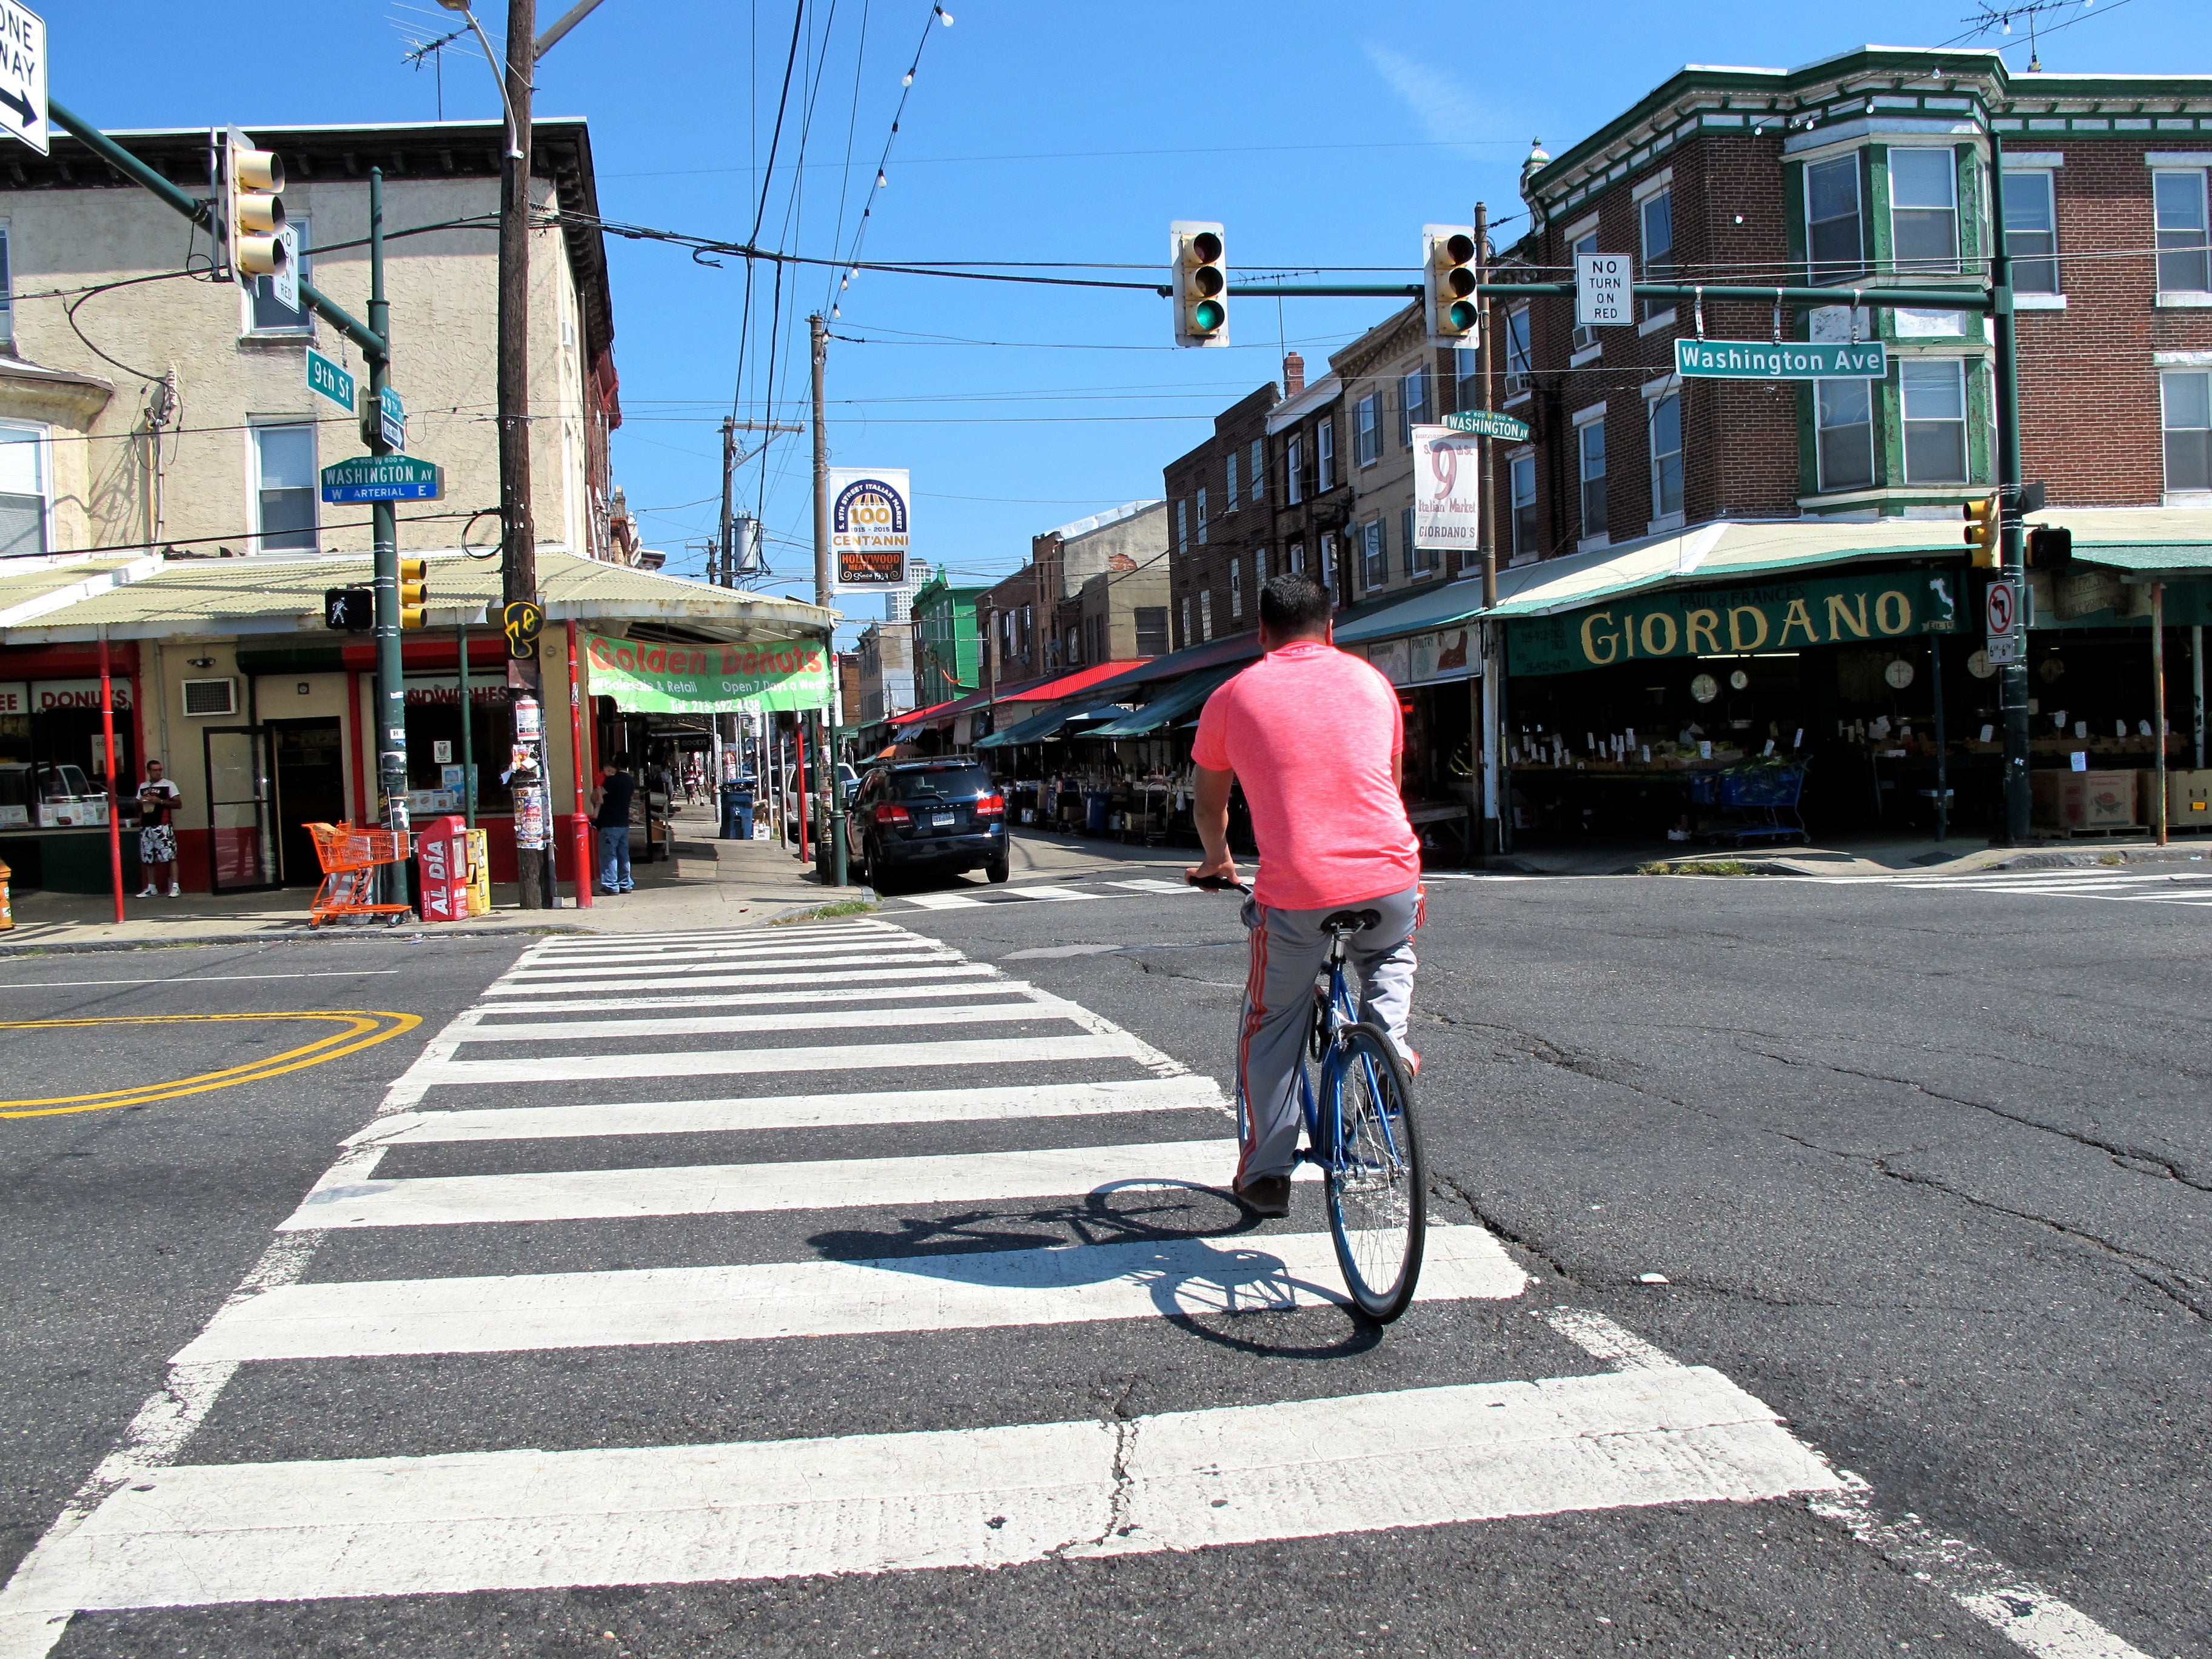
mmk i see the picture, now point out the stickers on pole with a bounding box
[830,468,910,591]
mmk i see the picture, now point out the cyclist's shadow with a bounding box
[805,1178,1384,1359]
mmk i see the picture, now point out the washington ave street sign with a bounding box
[321,455,443,503]
[1676,338,1887,380]
[1443,409,1532,443]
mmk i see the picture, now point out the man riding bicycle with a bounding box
[1187,572,1424,1219]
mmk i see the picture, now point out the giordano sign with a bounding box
[1510,569,1959,677]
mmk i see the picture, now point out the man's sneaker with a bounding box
[1233,1173,1292,1218]
[136,884,157,898]
[166,883,181,898]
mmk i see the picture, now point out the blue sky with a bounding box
[51,1,2191,638]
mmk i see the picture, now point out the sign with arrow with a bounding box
[0,2,47,156]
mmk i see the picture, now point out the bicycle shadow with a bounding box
[806,1178,1382,1359]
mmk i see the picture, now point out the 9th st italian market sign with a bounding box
[585,635,831,714]
[1510,569,1959,677]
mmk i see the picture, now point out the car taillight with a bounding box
[871,802,911,826]
[975,793,1004,817]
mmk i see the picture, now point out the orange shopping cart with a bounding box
[304,822,415,927]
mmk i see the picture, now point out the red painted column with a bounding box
[567,620,593,908]
[98,632,124,922]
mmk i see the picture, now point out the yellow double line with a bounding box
[1,1011,422,1118]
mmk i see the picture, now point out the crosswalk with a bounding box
[1797,862,2212,907]
[896,876,1199,909]
[0,919,2134,1655]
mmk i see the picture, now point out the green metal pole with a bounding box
[1986,138,2034,845]
[367,169,410,902]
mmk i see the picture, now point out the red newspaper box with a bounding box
[415,814,469,923]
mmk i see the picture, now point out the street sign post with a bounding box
[320,455,442,503]
[1985,575,2023,665]
[1443,409,1531,443]
[379,386,406,452]
[1676,338,1887,380]
[306,348,355,412]
[1575,253,1631,327]
[0,3,47,156]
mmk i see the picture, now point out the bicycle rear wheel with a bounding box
[1324,1022,1426,1322]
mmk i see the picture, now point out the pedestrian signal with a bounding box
[397,558,428,629]
[1963,494,2000,569]
[1171,221,1227,347]
[1423,224,1480,346]
[323,586,374,632]
[2025,525,2074,574]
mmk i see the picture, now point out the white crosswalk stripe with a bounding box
[0,917,2141,1659]
[890,877,1204,910]
[1785,863,2212,907]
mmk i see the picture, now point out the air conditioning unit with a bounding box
[182,677,238,717]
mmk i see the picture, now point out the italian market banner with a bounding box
[1509,569,1959,677]
[585,634,830,714]
[830,467,911,591]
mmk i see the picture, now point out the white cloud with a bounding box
[1363,41,1512,151]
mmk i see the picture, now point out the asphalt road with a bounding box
[1,864,2204,1658]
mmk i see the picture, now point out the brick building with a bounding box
[1164,384,1278,648]
[1261,354,1352,607]
[1329,309,1466,601]
[978,500,1166,688]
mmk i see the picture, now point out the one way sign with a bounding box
[0,2,45,157]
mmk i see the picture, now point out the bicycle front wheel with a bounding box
[1324,1022,1426,1322]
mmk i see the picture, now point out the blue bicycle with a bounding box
[1194,877,1428,1321]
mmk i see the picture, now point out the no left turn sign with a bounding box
[1985,578,2018,640]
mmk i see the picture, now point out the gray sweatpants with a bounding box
[1234,884,1423,1185]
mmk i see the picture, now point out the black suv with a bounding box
[848,757,1008,893]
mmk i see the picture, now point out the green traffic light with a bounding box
[1193,298,1225,333]
[1447,299,1478,332]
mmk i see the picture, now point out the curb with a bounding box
[0,923,591,957]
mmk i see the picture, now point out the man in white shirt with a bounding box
[135,760,183,897]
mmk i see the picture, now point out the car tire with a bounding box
[985,850,1010,883]
[868,842,900,895]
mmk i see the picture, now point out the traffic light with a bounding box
[397,558,428,629]
[1423,224,1480,346]
[1963,493,2000,569]
[223,129,288,283]
[2026,525,2074,574]
[323,587,374,632]
[1170,221,1227,347]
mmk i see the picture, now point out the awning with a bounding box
[993,659,1149,704]
[1078,632,1260,700]
[974,702,1128,749]
[1084,663,1242,739]
[2066,543,2212,577]
[893,688,989,737]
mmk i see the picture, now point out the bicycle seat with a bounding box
[1319,907,1382,935]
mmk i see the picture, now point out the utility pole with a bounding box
[810,312,848,886]
[1472,199,1504,858]
[1986,134,2034,846]
[718,416,737,586]
[498,0,549,907]
[366,167,412,900]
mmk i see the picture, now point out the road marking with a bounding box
[1103,878,1199,893]
[0,971,404,990]
[177,1227,1526,1364]
[900,884,1102,910]
[0,1012,422,1119]
[463,977,1009,1015]
[0,1369,1836,1617]
[1005,943,1128,959]
[482,960,970,994]
[516,939,923,968]
[531,923,903,948]
[280,1136,1277,1230]
[400,1030,1156,1091]
[449,996,1074,1045]
[348,1076,1227,1146]
[498,950,956,984]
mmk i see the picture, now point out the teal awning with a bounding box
[1084,664,1242,739]
[974,702,1128,748]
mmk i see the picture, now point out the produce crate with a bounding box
[2134,768,2212,830]
[2030,769,2137,833]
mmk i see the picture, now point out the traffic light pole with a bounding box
[366,168,411,891]
[1986,138,2035,846]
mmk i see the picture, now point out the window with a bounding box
[1361,519,1388,589]
[2005,171,2060,293]
[1175,498,1188,554]
[1399,366,1430,443]
[1889,149,1959,276]
[249,216,311,332]
[1225,451,1239,511]
[1199,589,1214,642]
[1648,392,1684,521]
[1320,531,1338,592]
[2154,170,2211,293]
[2163,372,2211,494]
[1504,306,1533,393]
[1577,415,1607,540]
[1180,595,1192,648]
[1455,346,1481,405]
[1510,453,1537,558]
[1285,436,1303,505]
[1354,394,1380,467]
[1640,189,1675,319]
[1318,418,1336,491]
[252,422,318,551]
[1815,378,1875,491]
[1571,230,1600,352]
[0,422,48,557]
[1899,359,1969,483]
[1806,154,1865,283]
[1400,504,1437,577]
[1287,541,1304,575]
[1249,438,1264,506]
[1195,488,1208,545]
[1135,606,1169,657]
[1229,555,1243,618]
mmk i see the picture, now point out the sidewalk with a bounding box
[1509,830,2212,877]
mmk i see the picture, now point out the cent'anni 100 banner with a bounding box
[1509,569,1960,677]
[585,634,831,714]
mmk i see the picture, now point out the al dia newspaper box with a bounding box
[415,814,469,923]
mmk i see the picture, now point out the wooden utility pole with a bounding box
[811,312,848,886]
[499,0,548,906]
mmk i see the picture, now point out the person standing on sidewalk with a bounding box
[1184,574,1424,1218]
[134,760,184,898]
[592,760,637,895]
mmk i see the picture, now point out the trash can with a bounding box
[720,780,755,841]
[1084,791,1111,836]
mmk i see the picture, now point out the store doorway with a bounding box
[268,717,346,885]
[203,725,276,892]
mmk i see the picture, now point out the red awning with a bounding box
[994,660,1147,704]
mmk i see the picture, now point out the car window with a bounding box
[891,765,992,801]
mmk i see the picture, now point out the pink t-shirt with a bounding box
[1192,640,1421,911]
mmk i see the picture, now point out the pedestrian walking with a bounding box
[592,759,637,895]
[134,760,184,898]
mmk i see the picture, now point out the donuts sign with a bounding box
[830,468,911,591]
